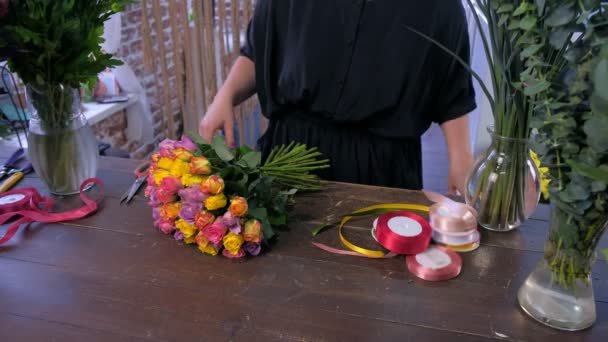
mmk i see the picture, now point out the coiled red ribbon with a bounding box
[375,211,431,255]
[0,178,104,246]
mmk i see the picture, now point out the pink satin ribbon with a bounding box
[375,211,431,255]
[424,191,478,235]
[406,246,462,281]
[0,178,104,246]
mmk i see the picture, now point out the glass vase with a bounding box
[465,128,541,231]
[517,206,607,331]
[26,84,98,195]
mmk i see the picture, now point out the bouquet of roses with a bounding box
[145,134,329,258]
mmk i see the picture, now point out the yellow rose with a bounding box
[170,159,191,178]
[181,174,206,187]
[175,219,198,241]
[157,157,174,170]
[199,243,219,256]
[184,235,196,244]
[174,148,193,162]
[243,219,263,243]
[153,169,171,185]
[205,193,227,211]
[223,232,245,255]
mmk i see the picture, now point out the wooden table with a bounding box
[0,151,606,341]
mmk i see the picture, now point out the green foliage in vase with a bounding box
[506,0,608,288]
[0,0,131,128]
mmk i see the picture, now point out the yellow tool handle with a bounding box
[0,172,24,193]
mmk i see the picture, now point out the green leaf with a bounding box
[312,223,333,236]
[567,160,608,184]
[521,44,543,58]
[519,16,538,30]
[535,0,546,15]
[593,58,608,102]
[269,213,288,226]
[513,2,531,16]
[524,79,551,96]
[238,151,261,169]
[565,183,590,201]
[591,181,606,192]
[545,5,575,27]
[211,135,235,162]
[497,4,514,14]
[549,30,570,49]
[583,116,608,153]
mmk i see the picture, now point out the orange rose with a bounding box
[174,148,193,162]
[201,175,225,195]
[228,196,248,217]
[243,219,263,244]
[190,156,212,175]
[195,210,215,230]
[160,202,182,221]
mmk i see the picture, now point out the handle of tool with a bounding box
[0,172,23,193]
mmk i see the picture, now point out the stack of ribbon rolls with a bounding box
[428,202,480,252]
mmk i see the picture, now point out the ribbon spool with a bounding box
[374,211,431,255]
[427,203,480,253]
[0,179,104,245]
[406,245,462,281]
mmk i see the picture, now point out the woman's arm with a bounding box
[441,114,474,195]
[199,56,256,146]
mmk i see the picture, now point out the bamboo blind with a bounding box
[141,0,262,145]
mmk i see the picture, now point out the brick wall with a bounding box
[92,1,183,159]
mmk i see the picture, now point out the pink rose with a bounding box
[159,139,176,158]
[155,188,177,204]
[175,135,197,151]
[160,176,182,194]
[202,221,228,245]
[158,219,176,234]
[222,248,246,259]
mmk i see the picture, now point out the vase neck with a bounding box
[25,84,82,127]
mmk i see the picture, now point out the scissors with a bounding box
[0,148,33,193]
[120,161,151,205]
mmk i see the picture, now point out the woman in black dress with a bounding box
[200,0,476,194]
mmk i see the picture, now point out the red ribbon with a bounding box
[375,211,432,255]
[0,178,104,246]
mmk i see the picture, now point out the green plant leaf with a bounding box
[535,0,546,15]
[211,135,235,162]
[238,151,261,169]
[567,160,608,184]
[524,79,551,96]
[583,115,608,153]
[545,5,576,27]
[513,2,531,16]
[521,44,543,58]
[312,223,333,236]
[519,16,538,30]
[593,58,608,102]
[497,4,514,14]
[549,30,570,49]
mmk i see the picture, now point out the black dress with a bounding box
[242,0,476,190]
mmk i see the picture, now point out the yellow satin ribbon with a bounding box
[339,203,430,258]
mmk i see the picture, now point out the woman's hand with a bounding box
[448,153,474,195]
[440,114,473,196]
[199,95,236,147]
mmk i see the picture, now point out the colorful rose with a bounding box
[175,135,197,151]
[190,156,212,175]
[243,219,263,243]
[176,219,198,244]
[174,148,193,162]
[199,243,219,256]
[170,159,191,178]
[179,204,202,224]
[174,230,185,241]
[223,232,245,255]
[152,169,171,185]
[151,152,161,164]
[205,193,227,211]
[202,221,228,245]
[159,139,176,158]
[220,212,242,234]
[228,196,248,217]
[152,207,161,221]
[201,175,225,195]
[195,231,209,248]
[157,157,175,171]
[181,174,206,188]
[160,202,182,221]
[160,176,182,194]
[243,242,262,256]
[195,210,216,230]
[158,219,176,234]
[179,187,208,204]
[222,248,246,259]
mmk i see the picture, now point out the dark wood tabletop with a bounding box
[0,148,606,342]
